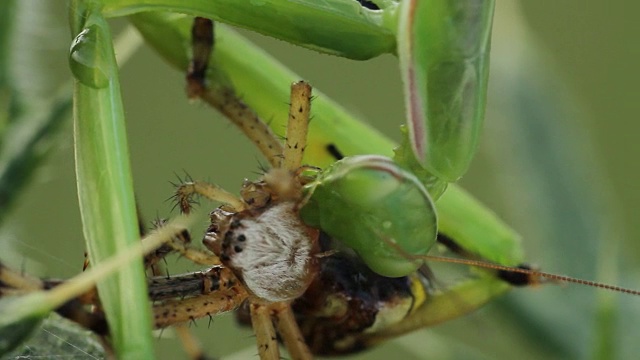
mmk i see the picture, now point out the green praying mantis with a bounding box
[1,0,639,359]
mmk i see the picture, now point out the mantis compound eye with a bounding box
[301,155,438,278]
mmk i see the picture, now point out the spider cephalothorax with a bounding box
[203,172,320,303]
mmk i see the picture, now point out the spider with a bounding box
[146,73,434,358]
[166,78,321,360]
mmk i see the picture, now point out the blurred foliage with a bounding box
[1,1,639,359]
[6,313,105,359]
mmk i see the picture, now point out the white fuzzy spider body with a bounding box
[205,201,318,303]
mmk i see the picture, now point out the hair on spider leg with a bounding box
[169,185,202,215]
[307,95,318,117]
[145,218,185,270]
[156,327,166,340]
[168,198,183,214]
[249,157,270,177]
[169,170,196,188]
[171,171,186,185]
[182,170,196,184]
[274,128,287,141]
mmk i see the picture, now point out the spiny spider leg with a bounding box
[0,262,109,337]
[144,218,193,271]
[186,16,320,360]
[188,17,284,168]
[175,324,211,360]
[0,261,42,292]
[250,303,281,360]
[143,216,222,358]
[284,81,312,172]
[173,180,245,214]
[186,17,213,99]
[149,266,248,329]
[150,219,220,266]
[272,302,313,360]
[153,286,247,328]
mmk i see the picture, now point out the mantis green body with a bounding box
[397,0,494,180]
[301,155,438,277]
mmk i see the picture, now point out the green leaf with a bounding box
[5,313,106,359]
[397,0,494,181]
[106,0,396,60]
[0,294,50,355]
[69,1,154,358]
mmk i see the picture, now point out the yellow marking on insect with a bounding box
[408,274,427,314]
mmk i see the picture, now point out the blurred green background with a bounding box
[2,1,640,359]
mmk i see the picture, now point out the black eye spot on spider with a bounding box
[237,234,246,242]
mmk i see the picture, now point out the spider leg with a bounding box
[145,218,220,267]
[186,17,213,99]
[145,218,194,270]
[0,261,42,292]
[175,323,212,360]
[187,18,284,168]
[173,180,245,213]
[272,302,313,360]
[250,302,280,360]
[283,81,312,172]
[153,286,247,328]
[166,239,221,266]
[0,262,109,336]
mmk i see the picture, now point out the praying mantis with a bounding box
[1,0,640,358]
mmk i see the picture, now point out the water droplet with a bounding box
[69,25,110,88]
[382,220,392,229]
